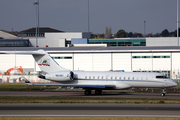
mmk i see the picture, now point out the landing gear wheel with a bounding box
[161,93,165,96]
[95,90,102,95]
[84,90,91,95]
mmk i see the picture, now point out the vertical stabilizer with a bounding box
[32,50,68,73]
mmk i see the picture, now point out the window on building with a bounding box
[52,56,72,59]
[132,56,170,59]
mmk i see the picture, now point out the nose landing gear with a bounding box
[161,88,166,97]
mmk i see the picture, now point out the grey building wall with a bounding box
[146,37,179,46]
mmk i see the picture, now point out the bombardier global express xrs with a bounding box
[8,49,177,96]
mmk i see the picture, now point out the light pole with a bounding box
[177,0,179,46]
[88,0,90,32]
[144,21,146,37]
[34,1,39,47]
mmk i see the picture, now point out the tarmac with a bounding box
[0,103,180,118]
[0,91,180,99]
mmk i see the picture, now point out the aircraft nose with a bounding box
[170,80,177,87]
[173,82,177,86]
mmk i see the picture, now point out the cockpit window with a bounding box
[156,76,167,79]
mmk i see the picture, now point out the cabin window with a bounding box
[128,77,130,80]
[124,77,126,80]
[89,76,91,79]
[93,76,95,79]
[85,76,87,79]
[132,77,134,80]
[115,76,117,79]
[97,76,99,79]
[119,77,121,80]
[102,76,103,79]
[111,76,113,79]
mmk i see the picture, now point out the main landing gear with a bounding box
[84,90,91,95]
[161,88,166,97]
[84,90,102,95]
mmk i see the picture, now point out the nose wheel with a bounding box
[161,93,165,96]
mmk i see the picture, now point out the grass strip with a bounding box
[0,117,180,120]
[0,96,180,104]
[0,83,59,91]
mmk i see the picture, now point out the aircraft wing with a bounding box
[32,84,116,88]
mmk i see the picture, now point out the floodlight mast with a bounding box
[33,1,39,47]
[177,0,179,46]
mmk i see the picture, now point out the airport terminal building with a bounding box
[1,46,180,80]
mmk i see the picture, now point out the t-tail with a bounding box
[8,49,69,74]
[33,50,68,73]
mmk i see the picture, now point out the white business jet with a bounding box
[8,49,177,96]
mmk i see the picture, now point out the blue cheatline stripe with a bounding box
[33,84,115,88]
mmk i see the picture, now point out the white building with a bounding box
[18,27,90,47]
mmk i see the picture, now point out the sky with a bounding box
[0,0,179,34]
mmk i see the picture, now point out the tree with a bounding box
[115,29,127,38]
[104,26,112,39]
[104,27,109,39]
[161,29,169,37]
[133,32,143,37]
[174,28,180,37]
[108,26,112,38]
[128,32,133,37]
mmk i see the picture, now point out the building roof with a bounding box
[0,31,20,39]
[1,46,180,53]
[18,27,64,34]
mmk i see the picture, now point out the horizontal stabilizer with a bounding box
[24,79,32,85]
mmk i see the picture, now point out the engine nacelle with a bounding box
[41,71,74,82]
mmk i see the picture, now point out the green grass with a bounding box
[0,117,180,120]
[0,96,179,104]
[0,83,59,91]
